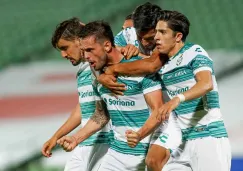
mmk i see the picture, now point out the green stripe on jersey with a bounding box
[175,91,220,115]
[205,91,220,109]
[182,121,228,141]
[109,109,149,127]
[80,101,96,119]
[110,138,149,156]
[77,70,93,87]
[175,97,204,115]
[162,67,194,86]
[99,79,143,96]
[79,132,110,146]
[188,54,215,75]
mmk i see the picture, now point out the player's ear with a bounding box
[175,32,183,42]
[104,40,112,52]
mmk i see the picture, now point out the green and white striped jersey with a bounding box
[93,57,162,156]
[77,62,110,146]
[158,43,228,141]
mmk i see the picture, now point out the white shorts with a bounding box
[151,113,182,152]
[97,148,146,171]
[163,137,231,171]
[64,144,109,171]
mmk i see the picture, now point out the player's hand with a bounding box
[57,136,78,152]
[126,130,141,148]
[120,44,139,60]
[157,97,180,121]
[42,137,58,157]
[97,74,126,96]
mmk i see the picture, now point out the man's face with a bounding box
[136,29,156,52]
[122,19,133,29]
[81,36,108,71]
[154,20,178,55]
[57,38,83,66]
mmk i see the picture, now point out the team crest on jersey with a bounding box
[176,54,183,66]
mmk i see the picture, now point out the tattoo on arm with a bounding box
[91,100,110,128]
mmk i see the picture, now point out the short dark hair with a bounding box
[159,10,190,42]
[132,2,162,34]
[125,14,132,20]
[51,17,84,48]
[79,21,115,47]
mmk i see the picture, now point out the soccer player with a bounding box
[98,3,181,170]
[122,14,133,30]
[57,20,166,171]
[115,2,161,58]
[41,18,110,171]
[104,10,232,171]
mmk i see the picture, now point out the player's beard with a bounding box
[139,41,156,56]
[96,54,108,71]
[71,58,82,66]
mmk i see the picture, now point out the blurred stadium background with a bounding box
[0,0,242,170]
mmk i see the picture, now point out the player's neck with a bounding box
[106,47,123,66]
[168,41,185,58]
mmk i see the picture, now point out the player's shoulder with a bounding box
[115,27,138,46]
[77,62,91,77]
[183,43,212,62]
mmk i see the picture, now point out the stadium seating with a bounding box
[0,0,147,69]
[1,0,242,69]
[160,0,243,50]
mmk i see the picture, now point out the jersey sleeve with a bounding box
[141,73,162,94]
[189,45,214,75]
[190,55,214,75]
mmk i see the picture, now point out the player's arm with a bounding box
[126,89,164,148]
[57,100,110,152]
[126,73,166,147]
[42,103,81,157]
[159,54,214,120]
[105,49,168,76]
[182,70,213,100]
[73,100,110,143]
[139,89,165,138]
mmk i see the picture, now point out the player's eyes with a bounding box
[60,46,68,51]
[144,37,154,41]
[85,48,92,52]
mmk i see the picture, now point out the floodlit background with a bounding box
[0,0,242,171]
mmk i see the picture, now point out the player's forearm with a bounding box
[72,118,108,143]
[112,57,159,76]
[137,110,161,140]
[73,100,110,143]
[180,80,213,102]
[52,104,81,139]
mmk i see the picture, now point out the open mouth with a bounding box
[89,61,95,67]
[156,43,162,49]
